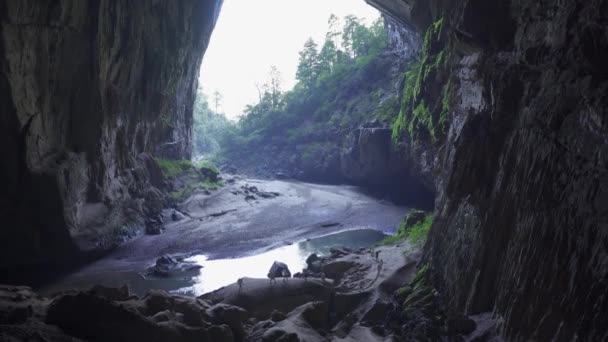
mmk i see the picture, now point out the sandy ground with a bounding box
[63,177,408,273]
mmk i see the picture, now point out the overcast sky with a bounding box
[198,0,380,119]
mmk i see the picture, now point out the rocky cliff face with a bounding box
[340,125,434,207]
[0,0,222,276]
[221,16,435,206]
[367,0,608,339]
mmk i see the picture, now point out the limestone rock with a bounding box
[267,261,292,279]
[0,0,223,274]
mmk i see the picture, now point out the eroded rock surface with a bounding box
[366,0,608,340]
[0,0,222,276]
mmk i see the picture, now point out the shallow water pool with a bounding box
[40,229,387,297]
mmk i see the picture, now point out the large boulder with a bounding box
[305,254,318,266]
[206,303,249,341]
[267,261,291,279]
[46,292,204,342]
[146,255,202,278]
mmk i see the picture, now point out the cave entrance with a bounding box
[191,0,434,209]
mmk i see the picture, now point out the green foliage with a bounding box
[297,38,320,89]
[169,180,223,203]
[409,101,434,140]
[165,160,222,203]
[392,62,420,141]
[155,158,194,178]
[301,142,331,165]
[196,160,220,175]
[391,17,450,143]
[382,211,434,246]
[214,15,391,165]
[373,94,398,122]
[412,264,429,284]
[192,89,235,157]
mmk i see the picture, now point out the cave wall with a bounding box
[367,0,608,340]
[0,0,222,274]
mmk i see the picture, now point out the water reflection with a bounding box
[40,229,387,297]
[180,229,386,296]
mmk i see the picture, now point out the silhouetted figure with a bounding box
[268,272,276,285]
[375,251,380,260]
[237,278,244,293]
[282,269,289,283]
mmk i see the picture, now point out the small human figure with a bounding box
[237,278,244,293]
[268,272,276,285]
[303,270,309,282]
[282,269,289,283]
[375,250,380,260]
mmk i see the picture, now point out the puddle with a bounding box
[40,229,388,297]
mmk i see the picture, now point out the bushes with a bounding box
[156,158,223,203]
[155,158,194,178]
[383,210,434,246]
[155,158,219,181]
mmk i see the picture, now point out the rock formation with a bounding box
[0,0,606,340]
[366,0,608,339]
[0,0,222,278]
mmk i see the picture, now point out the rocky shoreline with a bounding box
[1,245,497,341]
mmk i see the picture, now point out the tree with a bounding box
[341,15,359,58]
[268,65,283,109]
[212,90,223,114]
[296,38,320,89]
[341,15,375,58]
[318,39,337,75]
[326,14,340,48]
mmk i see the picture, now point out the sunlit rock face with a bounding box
[368,0,608,340]
[0,0,222,275]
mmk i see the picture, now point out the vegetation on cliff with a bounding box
[192,15,403,179]
[155,158,222,203]
[391,17,451,143]
[382,209,433,245]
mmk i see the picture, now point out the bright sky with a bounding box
[199,0,380,119]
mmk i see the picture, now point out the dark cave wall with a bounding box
[368,0,608,340]
[0,0,222,272]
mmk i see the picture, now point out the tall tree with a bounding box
[341,15,375,58]
[341,15,359,58]
[296,38,320,89]
[212,90,223,114]
[268,65,283,109]
[318,39,337,75]
[326,14,340,48]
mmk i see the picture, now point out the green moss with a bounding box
[412,264,429,284]
[157,158,222,203]
[394,263,437,319]
[392,62,420,142]
[439,81,452,133]
[382,211,434,246]
[196,160,220,175]
[410,101,434,140]
[169,180,223,203]
[155,158,194,178]
[391,17,447,143]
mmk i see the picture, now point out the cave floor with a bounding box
[41,177,409,295]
